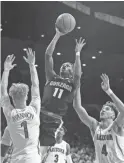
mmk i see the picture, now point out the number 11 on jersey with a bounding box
[53,88,64,99]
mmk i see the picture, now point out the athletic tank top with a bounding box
[42,75,75,116]
[92,123,124,163]
[8,106,40,158]
[45,140,67,163]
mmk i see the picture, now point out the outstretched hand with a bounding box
[4,54,16,71]
[23,48,36,66]
[55,27,65,37]
[100,73,110,92]
[75,37,86,53]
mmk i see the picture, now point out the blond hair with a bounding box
[9,83,29,100]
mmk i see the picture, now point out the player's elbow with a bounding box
[74,73,81,80]
[45,51,51,57]
[1,86,7,97]
[32,81,39,87]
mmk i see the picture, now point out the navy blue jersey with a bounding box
[41,75,75,116]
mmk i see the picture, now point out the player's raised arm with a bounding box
[101,74,124,133]
[23,48,41,114]
[73,38,86,88]
[73,87,98,132]
[45,28,64,81]
[1,55,16,115]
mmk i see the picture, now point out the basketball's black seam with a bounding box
[69,14,71,32]
[63,14,67,33]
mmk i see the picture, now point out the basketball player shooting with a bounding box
[73,74,124,163]
[40,26,86,148]
[1,49,41,163]
[42,127,73,163]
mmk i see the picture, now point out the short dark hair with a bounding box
[61,126,67,133]
[105,101,119,119]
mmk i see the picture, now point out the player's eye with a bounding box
[106,107,110,110]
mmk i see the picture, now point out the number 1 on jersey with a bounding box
[53,88,64,99]
[21,121,29,139]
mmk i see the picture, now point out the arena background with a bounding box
[1,1,124,163]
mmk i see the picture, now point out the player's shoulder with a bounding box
[62,140,70,148]
[90,121,100,136]
[65,142,70,155]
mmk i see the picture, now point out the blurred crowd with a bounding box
[71,144,95,163]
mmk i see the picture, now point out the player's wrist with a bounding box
[29,64,37,68]
[4,68,10,72]
[76,52,80,56]
[105,88,113,96]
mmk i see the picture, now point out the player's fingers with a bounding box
[79,37,82,43]
[33,51,35,57]
[23,56,28,63]
[105,74,109,80]
[29,48,33,55]
[25,48,29,56]
[82,39,85,44]
[8,54,14,61]
[11,56,16,63]
[82,42,86,47]
[101,82,104,86]
[102,74,108,81]
[75,39,78,44]
[100,74,105,82]
[103,74,108,83]
[12,64,17,68]
[6,55,11,61]
[27,48,31,55]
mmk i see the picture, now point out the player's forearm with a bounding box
[106,89,124,113]
[1,70,10,96]
[73,52,82,80]
[29,64,39,87]
[73,88,82,108]
[45,33,60,57]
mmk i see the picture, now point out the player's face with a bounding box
[56,128,65,140]
[60,62,73,78]
[100,105,115,120]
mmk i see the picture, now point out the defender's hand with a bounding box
[23,48,35,65]
[101,73,110,92]
[4,54,16,71]
[75,37,86,53]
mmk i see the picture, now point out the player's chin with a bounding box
[100,114,106,119]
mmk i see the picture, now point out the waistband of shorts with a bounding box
[41,109,62,120]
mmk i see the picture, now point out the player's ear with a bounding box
[112,112,115,120]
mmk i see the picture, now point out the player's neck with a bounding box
[56,139,63,144]
[60,73,70,79]
[14,101,26,109]
[100,119,113,129]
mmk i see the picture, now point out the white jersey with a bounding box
[7,106,41,163]
[1,126,12,146]
[92,123,124,163]
[45,140,67,163]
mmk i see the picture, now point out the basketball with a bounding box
[55,13,76,34]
